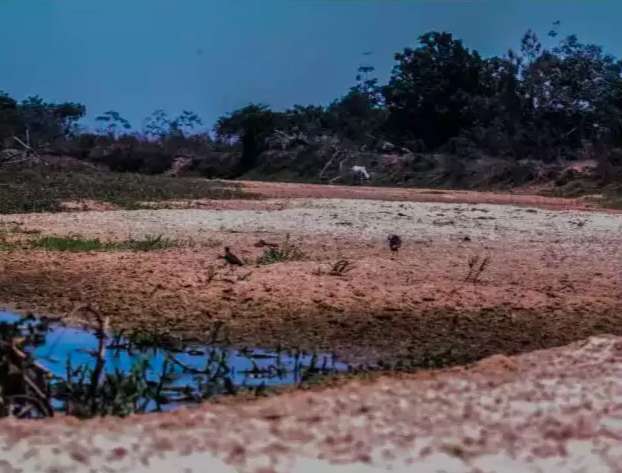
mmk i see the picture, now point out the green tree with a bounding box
[215,104,279,173]
[282,105,329,136]
[0,91,19,142]
[384,32,488,148]
[18,96,85,146]
[324,62,387,142]
[517,29,622,158]
[95,110,131,137]
[169,110,203,137]
[143,109,171,140]
[143,109,203,140]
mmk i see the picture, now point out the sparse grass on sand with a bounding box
[27,234,177,252]
[256,235,305,265]
[0,165,253,214]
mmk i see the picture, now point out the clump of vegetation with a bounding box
[328,259,355,276]
[1,311,351,419]
[256,234,305,265]
[0,232,11,251]
[0,165,253,215]
[29,234,176,252]
[464,255,491,283]
[56,357,177,417]
[30,236,116,252]
[0,316,54,418]
[123,234,175,251]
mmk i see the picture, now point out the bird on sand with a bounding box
[387,234,402,253]
[223,247,244,266]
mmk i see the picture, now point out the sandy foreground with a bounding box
[1,335,622,472]
[1,182,622,471]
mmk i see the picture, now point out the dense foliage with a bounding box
[2,25,621,179]
[208,26,622,166]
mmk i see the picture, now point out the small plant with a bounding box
[206,265,217,284]
[123,234,175,252]
[464,255,491,283]
[256,234,304,265]
[0,232,11,251]
[329,259,355,276]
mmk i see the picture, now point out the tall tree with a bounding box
[95,110,131,137]
[215,104,279,173]
[0,91,19,142]
[517,30,622,157]
[18,96,85,146]
[384,32,488,148]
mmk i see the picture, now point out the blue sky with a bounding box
[0,0,620,131]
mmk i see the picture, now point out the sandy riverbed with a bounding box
[0,184,621,364]
[1,181,622,472]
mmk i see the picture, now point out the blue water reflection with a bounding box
[0,311,349,411]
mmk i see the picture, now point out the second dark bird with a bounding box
[223,247,244,266]
[388,234,402,253]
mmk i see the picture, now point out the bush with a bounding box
[256,235,305,265]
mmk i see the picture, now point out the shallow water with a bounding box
[0,311,349,412]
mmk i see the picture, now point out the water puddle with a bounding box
[0,311,349,415]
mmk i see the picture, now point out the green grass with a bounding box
[29,234,176,252]
[545,178,622,209]
[122,234,176,251]
[256,234,305,265]
[30,236,115,252]
[0,165,254,214]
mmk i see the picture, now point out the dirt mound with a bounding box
[2,335,622,472]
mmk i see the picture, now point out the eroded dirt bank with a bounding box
[0,186,620,365]
[237,179,607,211]
[2,335,622,472]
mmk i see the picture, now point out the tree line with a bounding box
[2,24,621,176]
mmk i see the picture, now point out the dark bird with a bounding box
[388,234,402,253]
[223,247,244,266]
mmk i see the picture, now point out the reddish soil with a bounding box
[0,182,620,366]
[2,181,622,472]
[238,180,605,211]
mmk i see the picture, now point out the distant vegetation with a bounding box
[256,235,305,265]
[2,24,622,195]
[0,164,249,214]
[29,234,176,252]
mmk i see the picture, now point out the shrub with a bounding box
[256,234,304,265]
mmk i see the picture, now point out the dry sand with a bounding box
[0,190,620,364]
[1,181,621,472]
[2,335,622,472]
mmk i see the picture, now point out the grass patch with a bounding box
[545,179,622,209]
[30,236,115,252]
[256,234,305,265]
[0,165,254,214]
[122,234,175,251]
[29,234,176,252]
